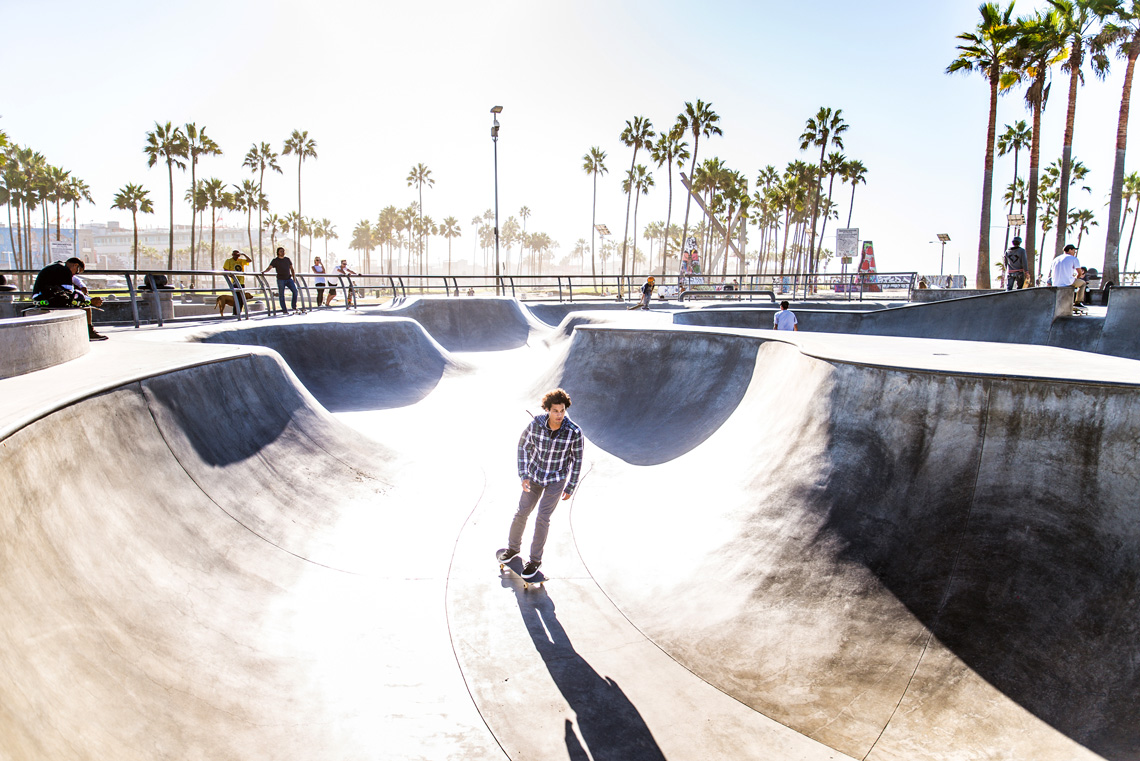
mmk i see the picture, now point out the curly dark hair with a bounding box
[542,388,572,410]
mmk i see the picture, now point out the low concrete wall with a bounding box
[911,289,1003,302]
[0,311,90,380]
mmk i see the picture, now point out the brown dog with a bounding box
[215,294,235,316]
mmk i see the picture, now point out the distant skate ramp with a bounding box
[189,317,458,411]
[378,297,544,351]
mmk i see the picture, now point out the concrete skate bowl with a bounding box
[189,317,460,411]
[0,351,487,759]
[564,332,1140,760]
[537,326,761,465]
[376,296,545,351]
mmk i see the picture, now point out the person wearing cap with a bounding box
[222,250,251,315]
[1004,236,1028,290]
[1051,243,1088,312]
[628,275,655,310]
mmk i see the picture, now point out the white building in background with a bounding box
[84,221,309,267]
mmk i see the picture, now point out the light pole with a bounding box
[936,233,950,278]
[491,105,503,295]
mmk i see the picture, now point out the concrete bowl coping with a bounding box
[0,311,90,380]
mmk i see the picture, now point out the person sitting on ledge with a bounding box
[31,257,107,341]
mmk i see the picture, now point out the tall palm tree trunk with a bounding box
[679,139,700,254]
[1055,45,1083,258]
[1027,76,1045,284]
[1125,200,1140,274]
[1003,147,1021,254]
[663,168,674,274]
[590,173,598,279]
[132,210,140,270]
[976,67,1000,288]
[1104,33,1140,285]
[167,159,175,269]
[619,151,637,292]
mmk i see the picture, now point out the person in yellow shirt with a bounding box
[222,250,251,315]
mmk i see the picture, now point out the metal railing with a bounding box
[0,268,920,327]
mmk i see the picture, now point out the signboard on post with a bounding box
[49,239,74,261]
[836,228,859,260]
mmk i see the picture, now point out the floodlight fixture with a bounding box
[937,233,951,243]
[595,224,610,236]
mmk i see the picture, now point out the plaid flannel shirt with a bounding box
[517,414,584,494]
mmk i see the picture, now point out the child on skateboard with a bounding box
[497,388,584,578]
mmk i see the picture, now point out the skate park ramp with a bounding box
[2,297,1139,760]
[373,296,547,351]
[0,348,496,759]
[182,315,464,411]
[555,326,1140,760]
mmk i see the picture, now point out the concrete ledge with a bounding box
[0,311,90,380]
[912,288,1003,302]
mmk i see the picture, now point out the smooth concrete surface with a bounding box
[1,299,1138,760]
[0,310,89,380]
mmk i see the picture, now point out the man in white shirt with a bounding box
[773,300,798,331]
[1051,244,1087,311]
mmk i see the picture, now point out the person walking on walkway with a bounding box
[1004,237,1028,291]
[264,247,299,314]
[497,388,584,578]
[773,300,798,331]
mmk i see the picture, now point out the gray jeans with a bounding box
[508,478,566,564]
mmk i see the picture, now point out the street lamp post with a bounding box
[491,105,503,295]
[937,233,951,278]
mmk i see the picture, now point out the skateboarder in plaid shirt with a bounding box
[497,388,584,578]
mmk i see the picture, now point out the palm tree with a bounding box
[1072,207,1098,246]
[1050,0,1114,258]
[242,142,282,268]
[200,177,230,271]
[232,179,262,255]
[319,217,338,261]
[799,107,848,275]
[405,163,434,275]
[622,165,655,275]
[64,176,94,249]
[618,116,655,287]
[816,151,847,264]
[282,129,318,259]
[440,216,461,275]
[111,183,154,269]
[841,159,868,228]
[1009,8,1067,283]
[1101,0,1140,284]
[582,146,608,278]
[351,219,374,269]
[997,120,1033,252]
[184,123,222,276]
[650,122,691,273]
[947,2,1018,288]
[1122,170,1140,273]
[677,100,723,259]
[517,206,532,274]
[143,121,188,269]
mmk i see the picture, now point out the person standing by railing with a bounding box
[335,259,358,307]
[223,250,251,316]
[311,256,334,308]
[264,247,299,315]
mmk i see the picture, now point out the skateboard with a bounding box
[497,551,548,590]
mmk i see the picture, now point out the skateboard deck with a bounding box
[497,552,548,589]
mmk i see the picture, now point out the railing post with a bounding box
[125,273,141,328]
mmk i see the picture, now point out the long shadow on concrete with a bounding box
[506,581,667,761]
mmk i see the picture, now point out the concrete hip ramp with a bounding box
[556,327,1140,760]
[0,350,495,760]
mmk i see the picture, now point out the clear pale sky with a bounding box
[5,0,1137,281]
